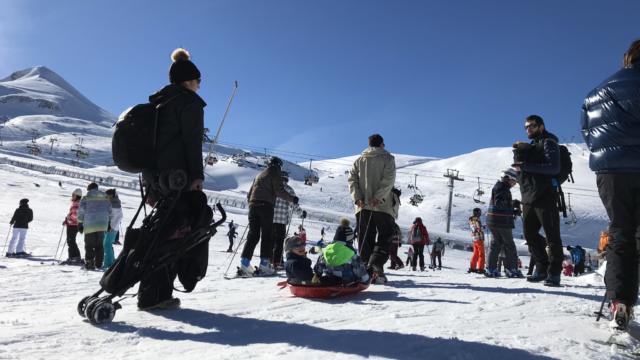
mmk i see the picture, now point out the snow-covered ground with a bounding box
[0,162,631,360]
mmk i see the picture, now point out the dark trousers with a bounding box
[66,225,81,259]
[272,223,287,266]
[241,203,274,262]
[356,209,395,272]
[487,226,518,271]
[522,191,563,276]
[597,173,640,306]
[227,234,234,250]
[412,244,425,269]
[388,243,403,268]
[431,251,442,268]
[84,231,104,268]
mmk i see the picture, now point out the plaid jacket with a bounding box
[273,184,297,224]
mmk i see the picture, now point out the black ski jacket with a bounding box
[148,84,206,183]
[581,61,640,173]
[10,205,33,229]
[517,131,561,204]
[487,180,515,229]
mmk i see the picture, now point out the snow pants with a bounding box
[487,226,518,271]
[597,173,640,306]
[356,209,394,272]
[431,251,442,269]
[522,190,563,277]
[388,242,403,269]
[84,231,104,268]
[66,225,81,259]
[8,228,27,253]
[241,202,274,263]
[103,230,117,269]
[271,223,287,266]
[412,244,425,269]
[469,240,485,271]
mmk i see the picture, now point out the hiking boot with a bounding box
[412,267,417,271]
[139,297,181,311]
[543,275,561,287]
[610,301,632,331]
[505,268,524,278]
[484,268,501,278]
[526,271,548,283]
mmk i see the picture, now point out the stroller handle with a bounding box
[211,203,227,230]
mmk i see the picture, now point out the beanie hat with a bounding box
[19,198,29,205]
[169,48,201,84]
[72,188,82,197]
[501,168,517,181]
[285,235,306,252]
[333,224,355,244]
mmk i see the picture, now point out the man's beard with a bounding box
[527,131,540,140]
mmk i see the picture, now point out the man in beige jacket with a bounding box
[348,134,396,283]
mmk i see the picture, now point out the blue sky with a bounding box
[1,1,638,161]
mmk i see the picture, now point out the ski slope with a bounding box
[0,161,631,360]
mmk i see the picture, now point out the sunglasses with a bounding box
[524,123,538,130]
[196,78,201,85]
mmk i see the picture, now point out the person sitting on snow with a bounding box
[313,224,370,286]
[284,235,313,285]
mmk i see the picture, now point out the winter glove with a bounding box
[78,223,84,234]
[292,196,299,205]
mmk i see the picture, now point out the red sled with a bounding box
[277,281,369,299]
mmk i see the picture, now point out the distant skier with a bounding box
[7,199,33,257]
[102,189,122,269]
[567,245,586,276]
[467,208,485,274]
[226,220,237,252]
[408,217,430,271]
[430,237,445,270]
[78,183,111,270]
[62,188,83,264]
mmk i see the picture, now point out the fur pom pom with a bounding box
[171,48,191,62]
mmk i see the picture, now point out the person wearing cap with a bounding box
[271,171,300,269]
[78,183,112,270]
[143,47,206,201]
[62,189,83,264]
[485,168,523,278]
[239,156,299,277]
[348,133,396,283]
[284,235,313,285]
[7,199,33,257]
[581,39,640,331]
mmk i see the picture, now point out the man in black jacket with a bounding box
[513,115,563,286]
[581,39,640,330]
[7,199,33,257]
[137,48,210,311]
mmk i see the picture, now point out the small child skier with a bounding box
[284,235,313,284]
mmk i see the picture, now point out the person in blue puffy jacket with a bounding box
[581,39,640,331]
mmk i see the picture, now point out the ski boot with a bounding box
[484,268,501,278]
[610,301,632,331]
[543,275,561,287]
[5,252,15,258]
[505,268,524,278]
[467,268,477,274]
[237,264,254,277]
[526,271,548,283]
[369,265,387,285]
[256,263,276,276]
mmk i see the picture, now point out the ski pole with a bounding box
[595,292,608,321]
[2,225,12,255]
[54,225,65,260]
[223,224,249,277]
[357,210,374,257]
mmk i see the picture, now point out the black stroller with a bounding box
[77,178,226,325]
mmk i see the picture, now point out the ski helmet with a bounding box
[72,188,83,197]
[472,208,482,217]
[269,156,283,169]
[501,168,518,182]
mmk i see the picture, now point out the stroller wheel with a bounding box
[77,296,94,317]
[84,297,101,320]
[90,300,117,324]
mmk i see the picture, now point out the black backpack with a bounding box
[556,144,574,184]
[112,97,178,173]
